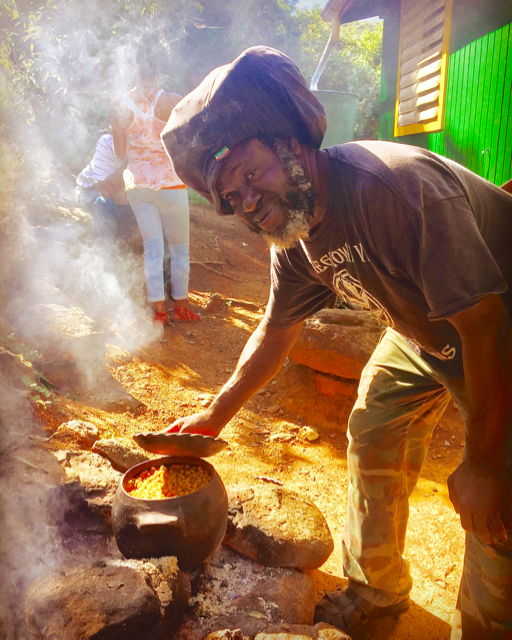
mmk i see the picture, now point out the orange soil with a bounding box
[41,202,465,639]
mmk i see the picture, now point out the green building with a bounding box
[327,0,512,186]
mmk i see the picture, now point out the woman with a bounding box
[111,48,200,324]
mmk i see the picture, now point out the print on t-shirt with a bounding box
[305,240,394,327]
[300,238,461,361]
[333,269,395,327]
[268,142,512,366]
[308,242,368,273]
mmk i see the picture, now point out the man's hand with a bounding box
[448,459,512,544]
[161,320,303,442]
[447,294,512,544]
[164,410,223,438]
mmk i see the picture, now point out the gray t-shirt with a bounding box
[265,140,512,366]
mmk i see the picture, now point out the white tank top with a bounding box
[122,89,184,191]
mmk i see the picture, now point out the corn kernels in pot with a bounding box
[125,464,210,500]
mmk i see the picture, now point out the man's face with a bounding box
[216,138,316,250]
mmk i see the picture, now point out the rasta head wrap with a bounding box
[161,46,326,214]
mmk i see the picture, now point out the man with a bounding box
[161,46,512,638]
[76,132,139,244]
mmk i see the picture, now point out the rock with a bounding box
[224,484,333,570]
[313,373,356,399]
[267,405,282,414]
[29,279,71,306]
[204,293,224,314]
[92,438,149,472]
[49,419,100,449]
[41,358,143,411]
[255,622,350,639]
[143,556,192,628]
[269,433,295,443]
[298,427,319,443]
[226,298,261,312]
[51,449,122,522]
[289,309,384,380]
[204,630,249,640]
[45,479,114,542]
[34,304,102,339]
[30,303,106,362]
[0,316,14,341]
[0,444,72,638]
[53,449,121,493]
[179,547,316,638]
[24,558,190,639]
[2,445,66,489]
[199,394,213,407]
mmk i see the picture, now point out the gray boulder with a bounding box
[92,438,149,472]
[51,448,122,523]
[49,419,100,449]
[24,558,190,640]
[224,483,333,570]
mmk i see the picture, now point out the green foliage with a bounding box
[6,333,43,366]
[0,0,382,218]
[292,9,383,139]
[9,335,54,407]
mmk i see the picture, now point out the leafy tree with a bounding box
[292,7,383,139]
[0,0,382,217]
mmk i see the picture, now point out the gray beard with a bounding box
[259,206,311,250]
[262,138,316,250]
[246,137,317,250]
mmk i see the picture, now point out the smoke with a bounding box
[7,215,162,388]
[1,16,169,388]
[0,368,61,639]
[0,14,182,635]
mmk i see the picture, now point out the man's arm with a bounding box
[166,319,303,437]
[447,293,512,543]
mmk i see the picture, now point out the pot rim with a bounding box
[119,455,217,503]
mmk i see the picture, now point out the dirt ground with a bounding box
[39,202,466,639]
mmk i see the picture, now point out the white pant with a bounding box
[127,188,190,302]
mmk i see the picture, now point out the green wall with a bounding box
[429,23,511,186]
[378,19,512,187]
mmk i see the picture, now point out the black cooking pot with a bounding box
[112,456,228,570]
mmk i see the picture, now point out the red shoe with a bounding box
[154,311,170,325]
[173,306,201,323]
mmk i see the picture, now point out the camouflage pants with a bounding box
[341,328,512,637]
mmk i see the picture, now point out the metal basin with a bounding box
[112,456,228,570]
[311,90,359,148]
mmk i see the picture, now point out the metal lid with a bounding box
[132,432,228,458]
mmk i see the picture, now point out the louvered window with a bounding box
[394,0,452,136]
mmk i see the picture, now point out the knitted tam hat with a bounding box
[161,46,326,214]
